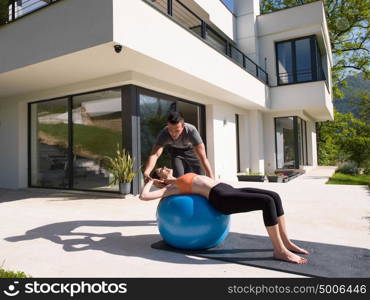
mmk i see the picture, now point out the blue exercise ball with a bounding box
[156,194,230,250]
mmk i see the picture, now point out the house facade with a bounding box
[0,0,333,194]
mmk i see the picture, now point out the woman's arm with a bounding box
[139,179,177,201]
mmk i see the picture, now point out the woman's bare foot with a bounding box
[273,250,308,264]
[284,241,310,255]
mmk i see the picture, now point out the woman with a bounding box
[140,167,309,264]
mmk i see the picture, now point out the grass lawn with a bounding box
[327,172,370,186]
[39,123,122,158]
[0,268,30,278]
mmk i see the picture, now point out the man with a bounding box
[143,111,214,182]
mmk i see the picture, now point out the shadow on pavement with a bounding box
[4,220,226,266]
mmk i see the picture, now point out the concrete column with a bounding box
[248,110,265,173]
[0,100,20,189]
[238,113,251,172]
[234,0,260,63]
[307,121,318,166]
[206,103,238,180]
[205,104,216,176]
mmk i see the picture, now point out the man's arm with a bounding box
[143,144,164,182]
[194,143,214,179]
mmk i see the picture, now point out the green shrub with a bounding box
[0,268,30,278]
[335,161,359,175]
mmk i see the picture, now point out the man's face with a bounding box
[167,122,184,140]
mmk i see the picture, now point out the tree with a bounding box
[351,91,370,124]
[260,0,370,99]
[0,1,10,25]
[317,110,370,168]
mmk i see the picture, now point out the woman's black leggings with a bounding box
[208,183,285,227]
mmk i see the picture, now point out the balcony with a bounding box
[144,0,268,84]
[0,0,269,86]
[0,0,268,109]
[1,0,60,25]
[270,80,334,121]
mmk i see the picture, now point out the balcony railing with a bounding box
[0,0,62,25]
[145,0,269,85]
[278,68,329,91]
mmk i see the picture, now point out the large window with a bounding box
[275,116,308,169]
[29,86,206,194]
[30,88,122,192]
[139,89,205,181]
[276,36,326,85]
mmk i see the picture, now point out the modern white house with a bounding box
[0,0,333,194]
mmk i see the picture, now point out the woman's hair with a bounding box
[151,169,161,179]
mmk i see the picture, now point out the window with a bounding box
[139,89,205,184]
[276,36,325,85]
[29,85,206,194]
[30,98,69,188]
[277,42,293,84]
[30,88,123,192]
[275,116,308,169]
[295,38,312,82]
[72,90,122,191]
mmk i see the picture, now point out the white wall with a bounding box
[270,81,334,121]
[238,113,250,172]
[0,0,113,73]
[307,120,318,166]
[113,0,267,108]
[234,0,260,63]
[0,102,21,188]
[206,102,251,180]
[193,0,235,40]
[249,110,265,173]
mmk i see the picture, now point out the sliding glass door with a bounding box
[275,116,308,169]
[30,89,122,191]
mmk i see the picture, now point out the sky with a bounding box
[221,0,234,12]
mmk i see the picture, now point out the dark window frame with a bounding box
[235,114,240,172]
[275,35,326,86]
[28,84,206,195]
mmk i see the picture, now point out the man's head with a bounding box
[167,111,185,140]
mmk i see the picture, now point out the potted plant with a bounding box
[105,145,137,195]
[266,173,284,183]
[237,171,265,182]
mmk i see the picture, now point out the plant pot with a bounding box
[237,175,265,182]
[119,182,131,195]
[267,176,283,183]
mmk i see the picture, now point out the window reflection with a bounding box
[275,116,308,169]
[72,90,122,191]
[30,98,69,188]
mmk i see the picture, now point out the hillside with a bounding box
[334,74,370,118]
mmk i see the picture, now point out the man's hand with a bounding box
[144,173,152,184]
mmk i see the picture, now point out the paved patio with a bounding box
[0,166,369,277]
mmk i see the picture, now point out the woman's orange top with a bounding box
[175,173,197,194]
